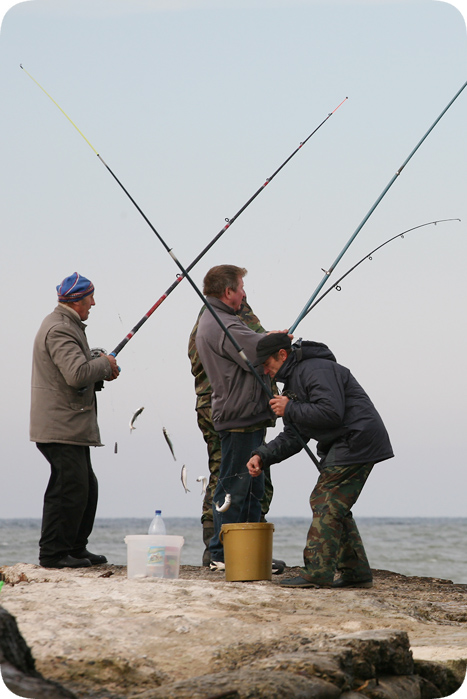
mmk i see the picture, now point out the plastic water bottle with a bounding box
[147,510,166,578]
[148,510,166,535]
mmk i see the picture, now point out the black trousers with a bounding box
[37,443,98,564]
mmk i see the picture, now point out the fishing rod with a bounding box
[301,218,461,317]
[20,64,347,356]
[20,65,323,469]
[289,79,467,333]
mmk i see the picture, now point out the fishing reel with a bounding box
[87,348,108,392]
[90,347,107,359]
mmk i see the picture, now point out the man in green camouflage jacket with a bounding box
[188,299,275,566]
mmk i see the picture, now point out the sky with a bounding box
[0,0,466,527]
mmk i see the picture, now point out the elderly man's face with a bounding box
[76,294,95,321]
[226,276,246,311]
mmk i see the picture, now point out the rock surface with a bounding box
[0,564,466,698]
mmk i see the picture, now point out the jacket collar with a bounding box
[205,296,236,316]
[56,303,87,329]
[275,352,296,382]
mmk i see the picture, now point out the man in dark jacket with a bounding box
[247,333,393,588]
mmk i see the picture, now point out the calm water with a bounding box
[1,517,466,584]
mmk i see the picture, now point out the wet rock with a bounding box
[142,668,341,699]
[247,649,354,690]
[329,629,414,679]
[351,675,422,699]
[0,606,76,699]
[414,658,466,698]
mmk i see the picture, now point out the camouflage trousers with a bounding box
[301,460,374,585]
[196,407,273,524]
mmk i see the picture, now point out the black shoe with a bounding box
[280,575,321,588]
[272,558,286,575]
[73,549,107,565]
[41,555,92,569]
[332,577,373,589]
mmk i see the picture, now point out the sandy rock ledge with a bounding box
[0,564,466,698]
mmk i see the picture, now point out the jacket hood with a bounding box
[293,339,336,363]
[275,339,336,381]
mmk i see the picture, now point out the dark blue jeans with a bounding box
[209,429,265,563]
[37,443,98,564]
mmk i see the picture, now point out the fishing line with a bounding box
[301,218,461,317]
[20,64,346,357]
[289,79,467,333]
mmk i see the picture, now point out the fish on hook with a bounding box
[214,493,231,513]
[129,407,144,433]
[163,427,176,460]
[181,465,190,493]
[196,476,207,495]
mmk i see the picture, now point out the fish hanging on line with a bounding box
[129,407,144,433]
[181,465,190,493]
[215,493,231,513]
[114,442,118,454]
[162,427,176,460]
[196,476,207,495]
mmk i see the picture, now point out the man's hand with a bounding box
[246,454,263,477]
[104,354,120,381]
[269,395,289,417]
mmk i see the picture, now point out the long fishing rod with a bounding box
[289,79,467,333]
[109,97,347,356]
[20,65,322,468]
[20,64,346,357]
[301,218,461,317]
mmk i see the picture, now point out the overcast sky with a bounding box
[0,0,466,525]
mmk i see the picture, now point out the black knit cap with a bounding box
[255,333,291,364]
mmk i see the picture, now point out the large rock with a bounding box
[1,565,465,698]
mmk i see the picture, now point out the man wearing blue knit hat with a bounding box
[31,273,120,569]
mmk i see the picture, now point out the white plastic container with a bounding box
[124,535,184,579]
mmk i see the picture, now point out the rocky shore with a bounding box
[1,563,466,698]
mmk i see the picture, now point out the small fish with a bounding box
[163,426,176,460]
[98,570,114,578]
[196,476,207,494]
[181,464,190,493]
[130,407,145,432]
[214,493,232,513]
[114,442,118,454]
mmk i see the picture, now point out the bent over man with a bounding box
[31,272,120,569]
[247,333,393,589]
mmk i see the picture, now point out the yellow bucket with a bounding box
[220,522,274,581]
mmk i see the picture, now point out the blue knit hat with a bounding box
[57,273,95,302]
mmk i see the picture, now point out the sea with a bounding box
[1,517,466,584]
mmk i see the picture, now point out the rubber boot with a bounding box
[202,522,214,566]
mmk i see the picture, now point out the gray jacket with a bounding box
[30,305,112,446]
[195,297,272,431]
